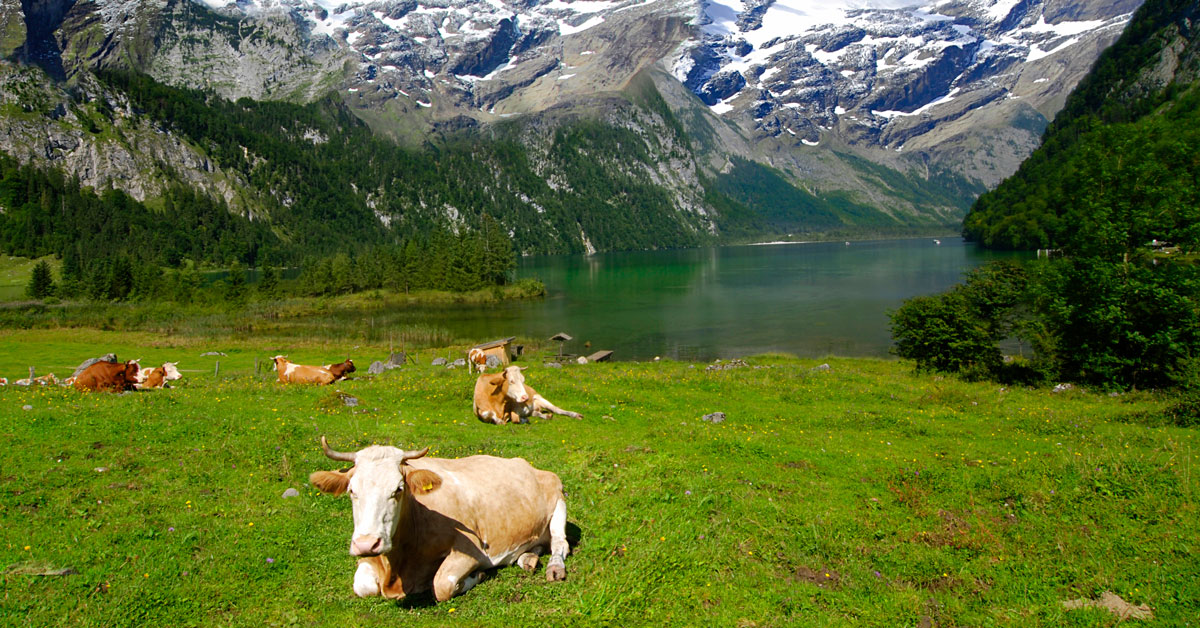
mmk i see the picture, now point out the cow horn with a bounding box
[320,436,357,462]
[401,447,429,463]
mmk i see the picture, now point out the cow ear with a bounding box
[310,467,355,495]
[406,469,443,496]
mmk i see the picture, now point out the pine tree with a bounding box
[258,265,280,299]
[25,260,55,299]
[225,259,247,304]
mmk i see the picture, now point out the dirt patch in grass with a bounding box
[1062,591,1153,620]
[791,566,841,589]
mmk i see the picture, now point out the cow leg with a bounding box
[546,498,568,582]
[353,561,381,597]
[433,551,485,602]
[532,395,583,420]
[517,548,542,572]
[476,405,505,425]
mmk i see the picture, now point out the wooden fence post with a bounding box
[215,361,220,377]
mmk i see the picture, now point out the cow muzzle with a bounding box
[350,535,384,556]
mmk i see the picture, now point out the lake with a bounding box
[389,237,1027,362]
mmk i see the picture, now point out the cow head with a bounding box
[342,359,356,374]
[500,365,530,404]
[162,362,182,381]
[122,360,141,384]
[310,436,436,557]
[272,355,289,372]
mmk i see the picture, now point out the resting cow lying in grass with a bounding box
[272,356,336,385]
[310,436,569,601]
[473,366,583,425]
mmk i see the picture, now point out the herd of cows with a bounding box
[0,358,182,392]
[4,350,584,602]
[273,354,583,600]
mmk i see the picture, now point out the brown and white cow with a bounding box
[467,348,488,373]
[272,356,336,385]
[473,366,583,425]
[136,362,182,389]
[322,359,356,381]
[310,436,569,602]
[73,360,141,393]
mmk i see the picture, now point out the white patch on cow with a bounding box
[549,497,568,561]
[347,448,408,554]
[503,366,529,403]
[458,571,484,594]
[283,362,299,378]
[163,363,182,381]
[488,542,534,567]
[353,561,380,597]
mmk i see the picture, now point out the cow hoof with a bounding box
[518,552,539,572]
[546,564,566,582]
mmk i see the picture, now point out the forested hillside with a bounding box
[962,0,1200,253]
[894,0,1200,391]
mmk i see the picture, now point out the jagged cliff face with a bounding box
[0,63,246,209]
[0,0,1145,239]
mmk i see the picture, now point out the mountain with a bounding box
[962,0,1200,254]
[0,0,1144,257]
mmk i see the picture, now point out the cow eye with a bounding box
[392,486,404,498]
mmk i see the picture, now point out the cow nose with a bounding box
[350,535,383,556]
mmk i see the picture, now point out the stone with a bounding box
[386,352,407,366]
[485,354,502,369]
[367,360,387,375]
[702,412,726,423]
[577,356,588,365]
[342,395,359,407]
[22,405,32,411]
[544,362,563,368]
[72,353,118,379]
[1052,383,1073,393]
[200,351,226,357]
[431,357,447,366]
[812,363,831,372]
[282,488,300,499]
[451,358,466,367]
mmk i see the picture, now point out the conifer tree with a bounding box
[25,260,55,299]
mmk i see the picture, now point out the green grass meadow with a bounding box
[0,256,57,302]
[0,330,1196,626]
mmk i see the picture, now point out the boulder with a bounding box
[71,353,117,379]
[701,412,726,424]
[432,357,447,366]
[485,354,502,369]
[282,488,300,499]
[451,358,466,367]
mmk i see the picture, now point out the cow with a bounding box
[310,436,569,602]
[272,356,336,385]
[323,359,356,381]
[73,360,141,393]
[473,366,583,425]
[467,348,489,373]
[136,362,182,389]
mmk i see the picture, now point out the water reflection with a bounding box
[328,238,1026,361]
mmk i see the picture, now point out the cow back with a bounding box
[405,455,562,552]
[74,361,138,392]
